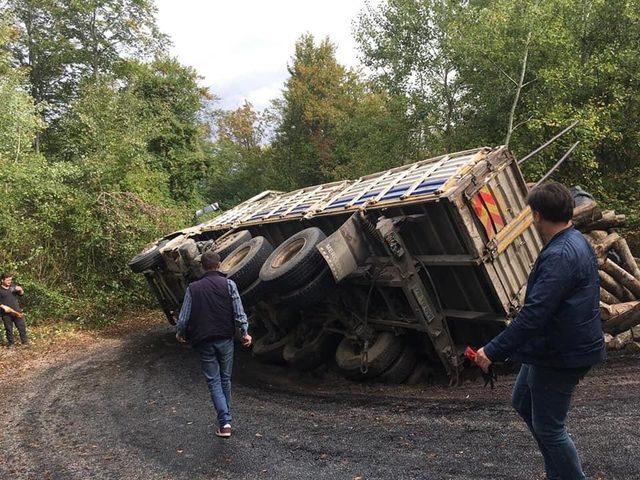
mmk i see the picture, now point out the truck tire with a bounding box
[240,278,266,307]
[335,332,404,380]
[378,345,417,384]
[259,227,326,291]
[283,329,339,371]
[220,236,273,290]
[280,266,335,310]
[129,240,167,273]
[252,332,294,364]
[214,230,252,260]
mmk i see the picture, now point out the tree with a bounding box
[355,0,465,154]
[205,102,273,207]
[64,0,166,79]
[0,17,43,160]
[358,0,640,241]
[270,34,351,188]
[271,33,413,189]
[47,57,213,202]
[6,0,166,121]
[123,57,212,202]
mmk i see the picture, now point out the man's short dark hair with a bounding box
[201,251,221,270]
[1,272,12,280]
[527,182,574,223]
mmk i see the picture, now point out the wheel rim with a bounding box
[221,244,250,271]
[217,231,240,249]
[270,238,306,269]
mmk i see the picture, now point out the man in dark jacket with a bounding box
[0,272,29,346]
[175,251,252,439]
[475,182,605,480]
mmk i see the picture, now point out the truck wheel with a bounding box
[283,328,339,371]
[252,332,294,364]
[378,345,417,384]
[280,267,335,309]
[259,227,326,290]
[335,332,404,380]
[220,236,273,290]
[240,278,266,307]
[129,240,167,273]
[214,230,252,260]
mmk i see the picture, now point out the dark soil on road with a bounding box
[1,316,638,480]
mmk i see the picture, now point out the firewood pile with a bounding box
[573,199,640,352]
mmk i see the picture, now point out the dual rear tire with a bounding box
[335,333,416,383]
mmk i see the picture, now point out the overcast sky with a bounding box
[155,0,375,111]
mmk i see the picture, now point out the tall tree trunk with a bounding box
[504,31,531,147]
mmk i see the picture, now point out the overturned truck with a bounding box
[130,146,546,384]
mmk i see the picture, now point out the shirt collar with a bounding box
[203,270,226,278]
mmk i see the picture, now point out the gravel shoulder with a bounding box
[0,315,638,480]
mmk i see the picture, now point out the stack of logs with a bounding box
[573,200,640,352]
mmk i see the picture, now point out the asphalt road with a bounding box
[1,321,638,480]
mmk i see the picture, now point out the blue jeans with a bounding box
[195,338,234,427]
[512,364,589,480]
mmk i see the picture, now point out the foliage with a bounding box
[355,0,465,154]
[0,20,43,160]
[6,0,165,120]
[356,0,640,240]
[270,34,413,189]
[205,102,273,207]
[0,10,202,323]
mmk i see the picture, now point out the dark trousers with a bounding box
[2,314,28,345]
[512,364,589,480]
[194,338,234,427]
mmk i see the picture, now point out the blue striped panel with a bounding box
[409,179,446,196]
[327,195,355,208]
[353,190,382,205]
[286,203,311,215]
[380,184,411,201]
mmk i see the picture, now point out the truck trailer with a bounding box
[129,146,544,384]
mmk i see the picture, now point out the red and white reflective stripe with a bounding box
[471,194,496,239]
[478,186,505,232]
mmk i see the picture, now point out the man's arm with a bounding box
[228,279,251,346]
[11,285,24,295]
[483,251,574,362]
[175,287,192,341]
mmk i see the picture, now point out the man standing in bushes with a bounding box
[474,182,605,480]
[0,273,29,347]
[175,251,252,439]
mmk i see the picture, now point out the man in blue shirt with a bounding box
[176,251,252,438]
[475,182,605,480]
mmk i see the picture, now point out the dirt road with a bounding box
[1,317,638,480]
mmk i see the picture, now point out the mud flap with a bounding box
[317,212,370,282]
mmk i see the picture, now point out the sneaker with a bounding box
[215,425,232,438]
